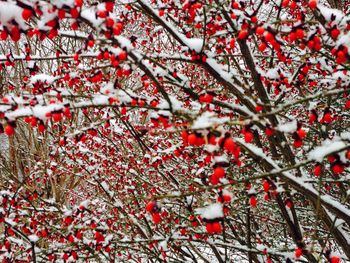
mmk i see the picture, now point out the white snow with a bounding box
[277,119,297,133]
[309,140,347,162]
[192,112,229,129]
[197,203,224,220]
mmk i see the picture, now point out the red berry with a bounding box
[213,167,225,178]
[265,128,274,137]
[244,131,253,143]
[224,138,235,152]
[223,194,232,202]
[259,42,267,52]
[330,256,340,263]
[264,32,274,42]
[255,26,264,35]
[212,222,222,233]
[297,129,306,139]
[5,125,15,136]
[309,112,317,124]
[105,2,114,12]
[332,164,344,175]
[313,165,321,177]
[323,112,332,123]
[206,223,214,234]
[181,130,188,143]
[295,248,302,258]
[75,0,83,7]
[22,9,33,21]
[146,201,155,213]
[230,38,235,49]
[52,113,62,122]
[119,50,127,61]
[238,31,248,40]
[70,8,79,19]
[200,93,213,103]
[152,213,161,224]
[38,124,45,133]
[331,28,340,39]
[188,134,197,145]
[263,181,270,192]
[250,196,257,207]
[345,100,350,109]
[58,9,66,19]
[293,140,302,148]
[308,0,317,9]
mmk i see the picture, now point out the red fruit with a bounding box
[297,128,306,139]
[200,93,213,103]
[238,30,248,40]
[119,51,127,60]
[181,130,188,143]
[212,222,222,233]
[5,125,15,136]
[152,213,161,224]
[222,194,232,202]
[255,26,265,35]
[282,0,289,7]
[213,167,225,178]
[59,138,66,146]
[223,138,235,152]
[259,42,267,52]
[206,223,214,234]
[106,17,114,28]
[255,105,263,112]
[332,164,344,175]
[52,113,62,122]
[188,134,197,145]
[38,124,45,133]
[58,9,66,19]
[323,112,332,123]
[264,32,274,42]
[159,9,164,16]
[30,117,38,127]
[265,128,274,137]
[95,231,105,243]
[244,131,253,143]
[296,29,305,39]
[263,181,270,192]
[68,235,75,243]
[309,112,317,124]
[293,140,302,148]
[120,107,127,115]
[330,256,340,263]
[345,100,350,109]
[1,30,8,40]
[70,8,79,18]
[10,27,20,42]
[309,0,317,8]
[230,38,235,49]
[22,9,33,21]
[250,196,257,207]
[331,28,340,39]
[346,150,350,160]
[146,201,155,213]
[295,248,302,258]
[290,1,297,9]
[105,2,114,12]
[286,199,293,208]
[75,0,83,7]
[313,165,321,177]
[210,174,221,185]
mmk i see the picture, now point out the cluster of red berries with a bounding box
[146,201,162,224]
